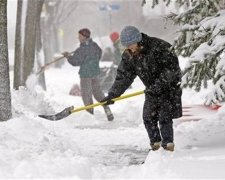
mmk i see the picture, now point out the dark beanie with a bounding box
[78,28,91,38]
[120,26,142,46]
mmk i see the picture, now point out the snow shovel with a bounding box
[36,50,75,75]
[38,90,144,121]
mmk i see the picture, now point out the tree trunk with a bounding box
[22,0,37,86]
[36,0,46,90]
[13,0,23,90]
[42,1,54,64]
[42,22,54,64]
[53,24,64,68]
[0,0,12,121]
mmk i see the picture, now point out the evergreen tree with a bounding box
[145,0,225,104]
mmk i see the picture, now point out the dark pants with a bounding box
[80,77,106,114]
[143,94,174,148]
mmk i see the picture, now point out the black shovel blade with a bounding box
[38,106,74,121]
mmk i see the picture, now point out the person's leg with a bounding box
[158,99,174,151]
[143,96,161,150]
[92,77,114,121]
[80,78,93,114]
[91,77,105,101]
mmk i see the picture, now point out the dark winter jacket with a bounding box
[68,38,102,78]
[108,33,182,118]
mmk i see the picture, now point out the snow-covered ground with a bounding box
[1,57,225,179]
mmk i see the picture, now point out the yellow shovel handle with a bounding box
[71,90,144,113]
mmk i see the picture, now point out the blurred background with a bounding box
[8,0,189,93]
[8,0,179,51]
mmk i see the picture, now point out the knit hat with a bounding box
[78,28,91,38]
[120,26,142,46]
[110,32,120,42]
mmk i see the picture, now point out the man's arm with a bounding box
[67,48,85,66]
[108,51,137,98]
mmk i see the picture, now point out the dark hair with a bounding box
[78,28,91,38]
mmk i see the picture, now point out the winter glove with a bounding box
[100,95,115,105]
[62,51,70,58]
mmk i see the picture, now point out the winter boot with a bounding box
[164,143,175,152]
[103,105,114,121]
[150,142,161,151]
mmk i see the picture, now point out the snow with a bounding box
[25,74,39,91]
[189,10,225,63]
[182,9,225,105]
[1,55,225,179]
[142,0,186,18]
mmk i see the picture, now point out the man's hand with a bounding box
[62,51,70,58]
[100,96,115,105]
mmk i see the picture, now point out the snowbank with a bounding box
[1,56,225,179]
